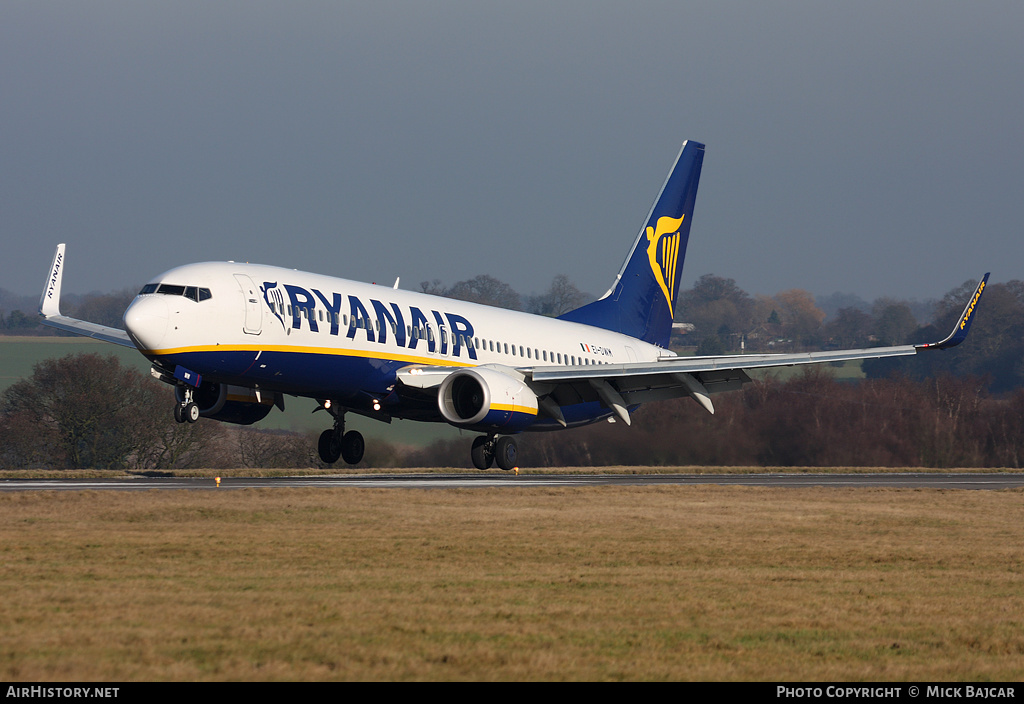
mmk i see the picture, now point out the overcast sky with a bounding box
[2,2,1020,304]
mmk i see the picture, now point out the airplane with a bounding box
[38,140,989,470]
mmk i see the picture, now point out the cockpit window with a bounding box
[139,283,212,301]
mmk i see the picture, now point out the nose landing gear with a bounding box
[173,387,200,424]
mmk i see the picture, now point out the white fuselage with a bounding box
[123,261,668,428]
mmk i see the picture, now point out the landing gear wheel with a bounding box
[174,403,185,424]
[341,431,364,465]
[185,402,200,423]
[318,429,342,464]
[494,436,518,471]
[471,436,494,470]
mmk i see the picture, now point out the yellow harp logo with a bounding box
[645,214,684,316]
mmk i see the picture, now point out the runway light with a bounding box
[215,476,221,487]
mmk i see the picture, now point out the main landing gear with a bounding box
[318,407,364,465]
[471,435,518,471]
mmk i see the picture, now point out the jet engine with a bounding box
[174,381,277,425]
[437,367,539,432]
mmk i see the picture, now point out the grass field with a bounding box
[2,484,1022,681]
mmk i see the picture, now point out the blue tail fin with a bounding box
[558,140,704,347]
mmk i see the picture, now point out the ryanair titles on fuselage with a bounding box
[262,281,478,360]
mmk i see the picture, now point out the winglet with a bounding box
[39,243,66,318]
[35,243,136,348]
[916,273,989,351]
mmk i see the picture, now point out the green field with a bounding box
[0,336,463,446]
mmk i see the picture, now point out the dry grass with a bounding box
[1,485,1023,681]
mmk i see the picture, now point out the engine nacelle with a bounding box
[175,382,276,425]
[437,367,539,432]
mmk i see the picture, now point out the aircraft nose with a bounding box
[123,296,169,351]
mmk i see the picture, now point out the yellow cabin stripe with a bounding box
[140,343,476,368]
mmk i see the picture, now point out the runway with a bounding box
[3,472,1024,491]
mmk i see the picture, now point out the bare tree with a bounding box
[444,274,522,310]
[526,274,588,317]
[1,353,222,469]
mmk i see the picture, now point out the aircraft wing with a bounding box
[527,273,990,423]
[395,274,988,425]
[38,244,135,348]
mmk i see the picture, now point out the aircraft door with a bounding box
[438,325,450,357]
[234,274,263,335]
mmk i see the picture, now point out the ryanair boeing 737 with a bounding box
[38,141,989,469]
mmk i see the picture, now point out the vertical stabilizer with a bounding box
[559,141,704,347]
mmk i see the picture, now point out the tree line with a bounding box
[3,353,1023,470]
[0,288,136,334]
[3,271,1020,469]
[677,274,1024,394]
